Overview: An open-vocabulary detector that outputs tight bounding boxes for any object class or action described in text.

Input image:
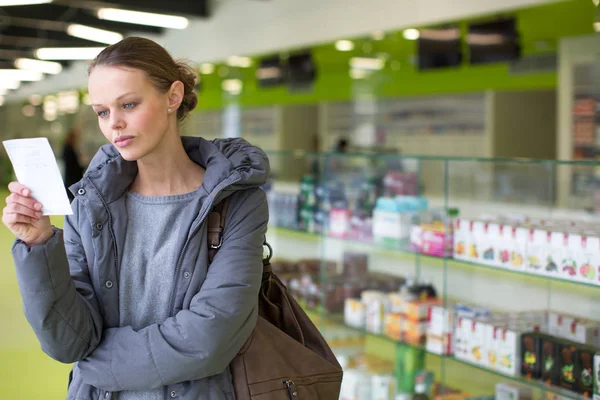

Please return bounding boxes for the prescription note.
[3,137,73,215]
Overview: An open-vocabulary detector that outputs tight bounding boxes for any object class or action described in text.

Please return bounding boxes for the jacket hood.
[72,136,270,204]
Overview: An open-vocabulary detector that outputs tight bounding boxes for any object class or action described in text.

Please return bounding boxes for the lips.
[114,136,134,148]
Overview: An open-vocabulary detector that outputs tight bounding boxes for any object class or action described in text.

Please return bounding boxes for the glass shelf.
[305,308,589,400]
[269,226,600,291]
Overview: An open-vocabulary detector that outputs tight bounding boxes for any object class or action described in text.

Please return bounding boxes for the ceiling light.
[403,29,420,40]
[97,8,189,29]
[0,0,52,6]
[0,69,43,81]
[350,57,385,70]
[594,0,599,6]
[595,22,600,32]
[371,31,385,41]
[227,56,252,68]
[67,24,123,45]
[200,63,215,74]
[222,79,243,94]
[335,40,354,51]
[0,96,4,107]
[0,80,20,90]
[35,47,105,60]
[349,69,368,79]
[15,58,62,74]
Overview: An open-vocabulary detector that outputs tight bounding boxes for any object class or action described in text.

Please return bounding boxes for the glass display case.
[262,150,600,400]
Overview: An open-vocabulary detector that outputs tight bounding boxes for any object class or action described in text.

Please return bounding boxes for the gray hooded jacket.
[11,137,270,400]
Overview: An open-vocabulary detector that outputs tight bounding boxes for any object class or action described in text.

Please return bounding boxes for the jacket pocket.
[249,372,343,400]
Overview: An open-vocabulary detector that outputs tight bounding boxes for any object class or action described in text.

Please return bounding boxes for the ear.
[167,80,185,110]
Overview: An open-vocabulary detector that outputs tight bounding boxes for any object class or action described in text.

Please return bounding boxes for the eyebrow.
[91,91,137,107]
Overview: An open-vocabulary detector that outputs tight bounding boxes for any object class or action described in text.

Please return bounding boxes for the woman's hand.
[2,182,53,246]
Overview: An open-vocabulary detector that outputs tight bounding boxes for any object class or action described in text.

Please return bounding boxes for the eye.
[123,102,136,110]
[97,110,109,118]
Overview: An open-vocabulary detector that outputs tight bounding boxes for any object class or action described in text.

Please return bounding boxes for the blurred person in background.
[2,37,269,400]
[62,125,85,202]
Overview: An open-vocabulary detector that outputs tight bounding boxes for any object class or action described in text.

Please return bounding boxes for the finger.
[5,193,43,212]
[6,203,42,219]
[8,182,31,197]
[2,211,37,226]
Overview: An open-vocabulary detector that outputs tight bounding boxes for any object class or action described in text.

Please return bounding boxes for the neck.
[131,131,205,196]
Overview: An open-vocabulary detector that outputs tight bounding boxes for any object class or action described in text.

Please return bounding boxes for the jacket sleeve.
[77,188,268,391]
[11,197,104,363]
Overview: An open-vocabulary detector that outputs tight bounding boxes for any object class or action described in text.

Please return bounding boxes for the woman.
[2,37,269,400]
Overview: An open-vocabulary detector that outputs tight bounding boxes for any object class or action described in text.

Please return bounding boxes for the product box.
[593,352,600,400]
[543,231,565,278]
[578,347,595,397]
[428,305,455,336]
[496,325,525,376]
[405,298,440,321]
[497,224,513,269]
[561,232,581,281]
[495,383,533,400]
[371,374,397,400]
[521,333,542,379]
[526,228,547,273]
[558,342,578,392]
[453,219,471,261]
[540,336,560,385]
[426,332,453,355]
[577,234,600,284]
[384,313,402,341]
[345,298,366,329]
[476,221,496,265]
[548,312,600,347]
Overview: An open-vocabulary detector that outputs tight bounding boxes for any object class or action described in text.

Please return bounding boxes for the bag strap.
[207,196,230,264]
[207,195,274,273]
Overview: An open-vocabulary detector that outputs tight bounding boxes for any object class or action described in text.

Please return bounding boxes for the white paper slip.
[3,137,73,216]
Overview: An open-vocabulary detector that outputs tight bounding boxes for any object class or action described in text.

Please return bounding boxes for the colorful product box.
[577,234,600,284]
[344,298,366,329]
[593,352,600,400]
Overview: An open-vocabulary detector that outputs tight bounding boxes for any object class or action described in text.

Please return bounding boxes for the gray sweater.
[118,189,201,400]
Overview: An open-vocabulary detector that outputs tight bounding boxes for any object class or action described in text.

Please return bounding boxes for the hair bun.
[175,61,198,121]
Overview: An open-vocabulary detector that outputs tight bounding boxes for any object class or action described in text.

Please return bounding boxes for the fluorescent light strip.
[0,80,20,90]
[0,0,52,6]
[35,47,106,60]
[0,69,43,81]
[97,8,189,29]
[67,24,123,45]
[350,57,385,71]
[335,40,354,51]
[15,58,62,74]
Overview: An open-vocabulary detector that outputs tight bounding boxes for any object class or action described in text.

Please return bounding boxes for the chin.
[114,147,145,162]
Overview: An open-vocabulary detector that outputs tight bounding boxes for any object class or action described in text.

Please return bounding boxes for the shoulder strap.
[207,196,230,264]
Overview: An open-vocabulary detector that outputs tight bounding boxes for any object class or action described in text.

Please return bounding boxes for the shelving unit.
[264,150,600,400]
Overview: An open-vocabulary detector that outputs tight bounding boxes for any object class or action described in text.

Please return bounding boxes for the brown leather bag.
[208,197,343,399]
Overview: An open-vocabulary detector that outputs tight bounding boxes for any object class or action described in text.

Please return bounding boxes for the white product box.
[526,228,547,273]
[371,374,396,400]
[543,231,566,278]
[577,234,600,284]
[560,232,581,281]
[345,298,366,329]
[428,305,454,336]
[453,218,471,261]
[426,332,453,355]
[495,382,533,400]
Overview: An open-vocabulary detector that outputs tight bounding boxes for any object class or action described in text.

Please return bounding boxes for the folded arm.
[78,188,268,391]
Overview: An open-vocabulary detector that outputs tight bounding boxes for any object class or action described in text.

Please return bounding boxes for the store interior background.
[1,0,600,399]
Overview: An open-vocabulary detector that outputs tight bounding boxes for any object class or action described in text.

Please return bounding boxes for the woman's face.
[88,65,174,162]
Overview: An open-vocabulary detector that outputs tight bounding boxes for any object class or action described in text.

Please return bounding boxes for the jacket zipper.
[87,178,120,281]
[282,372,343,399]
[166,174,241,316]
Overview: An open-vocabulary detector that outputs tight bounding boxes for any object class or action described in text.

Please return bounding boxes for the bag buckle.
[210,234,223,249]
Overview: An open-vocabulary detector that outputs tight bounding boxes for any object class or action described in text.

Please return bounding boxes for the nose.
[110,111,126,131]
